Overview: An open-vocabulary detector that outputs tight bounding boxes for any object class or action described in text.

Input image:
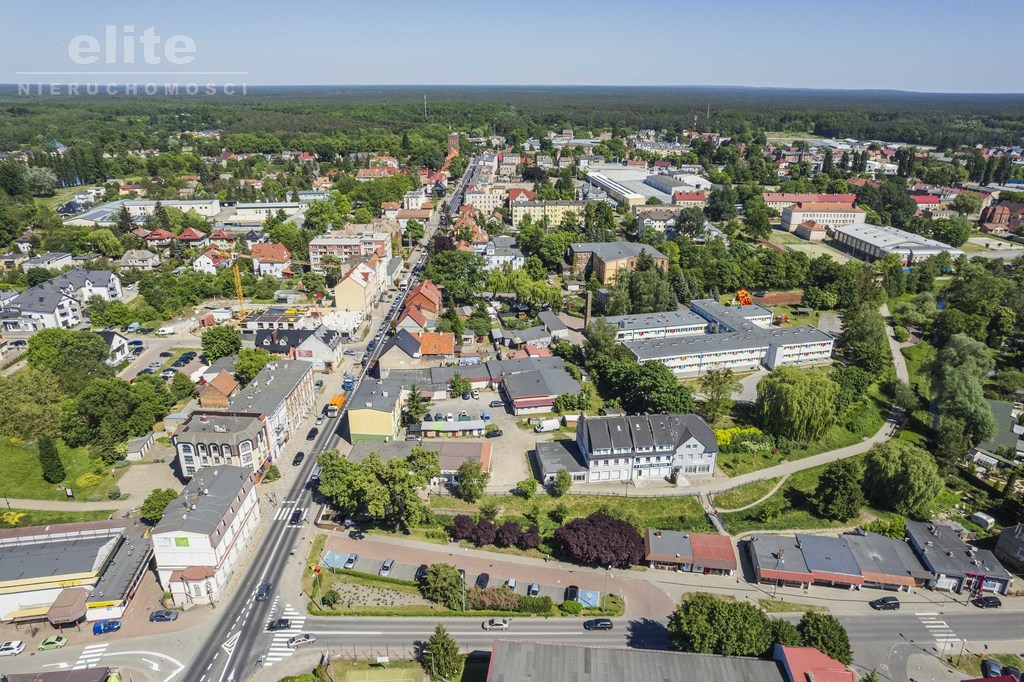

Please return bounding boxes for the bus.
[326,394,346,418]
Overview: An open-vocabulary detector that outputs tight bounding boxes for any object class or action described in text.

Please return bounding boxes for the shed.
[47,587,89,625]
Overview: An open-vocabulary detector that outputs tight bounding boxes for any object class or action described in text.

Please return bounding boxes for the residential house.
[510,200,588,227]
[537,311,569,342]
[346,378,403,442]
[208,228,235,249]
[394,209,432,230]
[507,188,536,204]
[198,370,240,408]
[177,227,209,248]
[151,466,260,607]
[969,400,1023,469]
[995,523,1024,572]
[118,249,161,270]
[41,268,122,303]
[645,529,738,575]
[484,236,525,271]
[193,249,233,275]
[21,252,72,272]
[253,324,343,371]
[377,330,456,372]
[404,280,443,317]
[228,360,316,459]
[173,412,273,477]
[250,243,294,279]
[97,330,130,365]
[308,231,391,274]
[0,289,81,330]
[333,259,383,316]
[772,646,856,682]
[573,413,717,483]
[672,191,707,209]
[501,368,581,415]
[146,229,175,247]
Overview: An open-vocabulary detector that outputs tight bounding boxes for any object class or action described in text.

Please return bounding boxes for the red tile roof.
[673,191,707,202]
[413,331,455,355]
[178,227,208,241]
[251,242,292,263]
[689,533,738,570]
[776,646,856,682]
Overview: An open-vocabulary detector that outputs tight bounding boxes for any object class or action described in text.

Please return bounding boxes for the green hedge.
[517,595,554,614]
[560,600,583,614]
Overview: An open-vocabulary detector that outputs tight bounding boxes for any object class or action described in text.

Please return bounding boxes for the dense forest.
[1,86,1023,154]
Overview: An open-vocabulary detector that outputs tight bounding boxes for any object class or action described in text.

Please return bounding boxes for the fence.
[432,475,777,501]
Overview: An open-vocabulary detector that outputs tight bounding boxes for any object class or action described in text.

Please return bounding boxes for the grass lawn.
[758,598,825,613]
[0,437,124,501]
[943,653,1024,678]
[902,342,936,399]
[719,456,902,535]
[712,478,780,511]
[0,508,113,529]
[429,492,712,537]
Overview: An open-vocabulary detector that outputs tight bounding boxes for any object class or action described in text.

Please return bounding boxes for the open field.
[0,437,124,501]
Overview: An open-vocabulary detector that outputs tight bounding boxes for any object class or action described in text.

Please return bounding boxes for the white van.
[155,326,175,336]
[506,578,517,591]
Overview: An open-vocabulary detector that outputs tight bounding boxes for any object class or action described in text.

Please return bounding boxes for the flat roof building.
[831,223,965,265]
[602,309,709,341]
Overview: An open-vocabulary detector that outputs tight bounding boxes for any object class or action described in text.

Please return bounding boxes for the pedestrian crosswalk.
[917,612,960,647]
[73,643,108,669]
[263,603,306,667]
[271,505,307,522]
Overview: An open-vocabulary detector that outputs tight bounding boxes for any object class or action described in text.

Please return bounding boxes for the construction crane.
[226,253,314,320]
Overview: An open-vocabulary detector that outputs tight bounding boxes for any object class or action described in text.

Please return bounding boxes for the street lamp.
[772,549,785,599]
[604,565,612,610]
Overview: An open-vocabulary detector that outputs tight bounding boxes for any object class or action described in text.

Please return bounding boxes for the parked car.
[0,641,25,656]
[564,585,579,602]
[286,633,317,649]
[128,340,144,347]
[1003,666,1022,681]
[446,413,454,422]
[583,618,613,631]
[306,427,318,441]
[138,368,156,375]
[92,620,121,636]
[482,618,510,631]
[869,596,900,611]
[424,413,433,421]
[379,559,395,577]
[343,554,359,570]
[486,429,504,438]
[973,595,1003,609]
[434,413,443,422]
[149,610,179,622]
[415,564,429,582]
[255,583,272,601]
[268,618,291,631]
[481,411,490,422]
[462,391,470,400]
[506,578,517,591]
[471,389,480,399]
[160,351,173,358]
[528,582,540,597]
[982,659,1003,678]
[149,361,163,367]
[292,452,305,466]
[161,369,177,380]
[314,379,324,389]
[475,573,490,589]
[37,636,67,650]
[11,340,27,348]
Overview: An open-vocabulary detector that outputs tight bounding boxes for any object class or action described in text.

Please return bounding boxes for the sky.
[5,0,1023,93]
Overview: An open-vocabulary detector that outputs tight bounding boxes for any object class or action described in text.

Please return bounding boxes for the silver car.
[287,633,317,649]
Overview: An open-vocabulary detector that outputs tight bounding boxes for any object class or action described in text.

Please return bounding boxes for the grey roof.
[229,360,312,416]
[579,414,717,458]
[602,309,706,333]
[906,521,1013,580]
[97,330,127,348]
[0,524,122,583]
[501,369,581,400]
[832,223,965,257]
[975,400,1023,455]
[570,241,668,262]
[24,252,71,268]
[204,355,238,377]
[173,413,266,449]
[748,535,811,577]
[311,324,342,350]
[350,378,402,413]
[152,465,253,538]
[4,288,73,314]
[534,440,588,478]
[646,529,693,561]
[795,534,861,577]
[537,310,567,332]
[690,298,772,332]
[511,326,550,345]
[487,641,785,682]
[386,256,403,278]
[626,325,832,361]
[487,356,566,379]
[255,328,315,352]
[843,531,932,581]
[491,235,517,248]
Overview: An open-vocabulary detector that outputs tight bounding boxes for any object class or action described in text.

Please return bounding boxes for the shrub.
[553,512,645,567]
[87,494,102,502]
[560,600,583,614]
[518,595,554,614]
[320,589,340,607]
[75,472,101,489]
[466,586,520,611]
[452,514,476,541]
[107,486,121,500]
[893,326,910,343]
[516,478,537,499]
[479,498,501,522]
[518,525,541,550]
[472,519,497,546]
[263,465,281,482]
[494,521,523,548]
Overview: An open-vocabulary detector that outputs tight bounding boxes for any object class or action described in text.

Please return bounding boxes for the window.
[179,444,193,455]
[221,444,232,456]
[239,440,253,454]
[183,455,194,465]
[197,443,207,455]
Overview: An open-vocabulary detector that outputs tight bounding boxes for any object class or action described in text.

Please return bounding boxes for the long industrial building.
[830,224,965,265]
[624,299,833,376]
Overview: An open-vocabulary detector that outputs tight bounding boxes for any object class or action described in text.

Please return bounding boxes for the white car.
[287,633,317,649]
[482,618,510,631]
[0,640,25,657]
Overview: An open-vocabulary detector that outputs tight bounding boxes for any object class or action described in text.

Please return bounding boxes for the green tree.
[235,347,274,384]
[424,625,464,681]
[862,440,942,516]
[420,564,464,610]
[798,612,853,665]
[840,304,890,376]
[950,191,981,216]
[699,368,741,423]
[455,459,489,502]
[140,488,180,525]
[668,593,773,657]
[770,618,802,647]
[89,228,126,257]
[405,384,430,423]
[405,219,425,246]
[38,437,65,484]
[516,478,537,499]
[449,373,471,398]
[170,371,196,401]
[812,460,865,521]
[26,328,112,394]
[705,186,739,221]
[551,468,572,497]
[201,325,242,362]
[320,589,340,607]
[756,366,838,443]
[423,250,486,303]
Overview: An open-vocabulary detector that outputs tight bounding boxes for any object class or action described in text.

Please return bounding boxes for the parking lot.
[415,391,534,488]
[326,550,577,605]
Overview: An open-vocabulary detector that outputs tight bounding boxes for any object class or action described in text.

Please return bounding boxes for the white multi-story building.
[463,187,506,213]
[575,413,718,482]
[623,299,834,376]
[602,310,709,342]
[484,236,525,271]
[307,231,391,273]
[781,202,866,232]
[151,466,261,606]
[173,412,273,477]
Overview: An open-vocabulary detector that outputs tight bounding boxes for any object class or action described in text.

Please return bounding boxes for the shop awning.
[47,587,89,625]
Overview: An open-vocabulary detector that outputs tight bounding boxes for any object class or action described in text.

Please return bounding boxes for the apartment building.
[574,413,718,482]
[463,186,506,213]
[762,193,857,213]
[510,200,588,227]
[307,231,391,273]
[568,242,669,285]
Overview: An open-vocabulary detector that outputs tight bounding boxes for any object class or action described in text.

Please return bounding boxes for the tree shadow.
[625,617,670,650]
